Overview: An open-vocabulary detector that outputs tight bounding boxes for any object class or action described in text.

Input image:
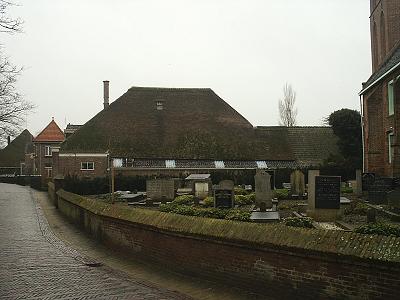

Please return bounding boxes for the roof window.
[156,100,165,111]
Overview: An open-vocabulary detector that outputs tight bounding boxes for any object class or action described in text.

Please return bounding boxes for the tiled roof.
[33,120,65,142]
[64,124,83,134]
[0,130,33,167]
[361,45,400,94]
[286,127,339,167]
[60,86,338,165]
[61,87,292,160]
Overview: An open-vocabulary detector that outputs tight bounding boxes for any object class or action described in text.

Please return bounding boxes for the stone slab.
[250,211,280,222]
[340,197,351,204]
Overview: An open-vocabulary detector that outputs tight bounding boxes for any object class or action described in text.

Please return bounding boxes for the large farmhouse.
[360,0,400,177]
[52,85,338,184]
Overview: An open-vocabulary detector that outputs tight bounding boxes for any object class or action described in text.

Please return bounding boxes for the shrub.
[203,196,214,207]
[344,201,368,216]
[234,194,255,206]
[354,223,400,237]
[225,210,251,222]
[341,186,353,194]
[234,187,247,195]
[159,203,251,222]
[172,195,194,205]
[284,217,314,228]
[273,189,289,200]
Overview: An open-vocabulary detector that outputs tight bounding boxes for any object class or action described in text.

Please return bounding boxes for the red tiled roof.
[33,120,65,142]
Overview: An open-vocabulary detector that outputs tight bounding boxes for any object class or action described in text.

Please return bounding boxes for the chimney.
[103,80,110,109]
[7,136,10,145]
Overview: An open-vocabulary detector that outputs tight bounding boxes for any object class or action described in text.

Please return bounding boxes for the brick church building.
[360,0,400,177]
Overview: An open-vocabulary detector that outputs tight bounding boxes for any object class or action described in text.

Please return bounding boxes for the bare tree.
[0,1,33,145]
[0,56,34,139]
[0,0,23,33]
[278,83,298,127]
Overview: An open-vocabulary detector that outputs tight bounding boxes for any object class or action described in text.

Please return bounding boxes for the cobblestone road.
[0,183,190,299]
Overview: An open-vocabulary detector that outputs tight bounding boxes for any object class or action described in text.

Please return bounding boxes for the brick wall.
[370,0,400,72]
[55,189,400,300]
[363,68,400,176]
[54,153,108,178]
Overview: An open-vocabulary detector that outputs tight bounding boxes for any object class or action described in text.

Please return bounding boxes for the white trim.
[81,162,95,170]
[59,153,108,157]
[359,61,400,95]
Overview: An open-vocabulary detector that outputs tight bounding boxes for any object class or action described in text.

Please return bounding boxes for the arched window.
[380,12,387,60]
[373,22,378,69]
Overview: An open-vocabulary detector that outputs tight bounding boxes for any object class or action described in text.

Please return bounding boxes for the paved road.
[0,183,190,300]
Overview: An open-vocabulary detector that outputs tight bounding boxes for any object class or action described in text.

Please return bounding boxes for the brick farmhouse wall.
[51,188,400,300]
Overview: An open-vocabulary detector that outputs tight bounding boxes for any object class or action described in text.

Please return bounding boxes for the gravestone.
[362,173,375,191]
[307,170,320,209]
[290,170,305,197]
[254,170,272,209]
[368,177,393,204]
[307,171,342,221]
[387,189,400,208]
[146,179,175,201]
[355,169,362,196]
[315,176,341,209]
[213,180,234,209]
[367,208,376,223]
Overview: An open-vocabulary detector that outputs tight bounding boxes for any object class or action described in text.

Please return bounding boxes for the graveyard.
[80,168,400,237]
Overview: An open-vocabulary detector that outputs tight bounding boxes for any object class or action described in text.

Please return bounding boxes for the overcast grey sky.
[3,0,371,136]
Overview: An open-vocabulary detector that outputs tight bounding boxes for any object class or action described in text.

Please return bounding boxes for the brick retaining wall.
[53,188,400,299]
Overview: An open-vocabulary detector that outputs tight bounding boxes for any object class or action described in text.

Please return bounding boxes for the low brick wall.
[54,189,400,299]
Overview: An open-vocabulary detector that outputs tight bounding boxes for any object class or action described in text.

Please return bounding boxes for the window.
[156,100,165,110]
[380,12,387,59]
[45,145,52,157]
[81,162,94,170]
[388,80,394,116]
[45,167,52,178]
[388,132,394,164]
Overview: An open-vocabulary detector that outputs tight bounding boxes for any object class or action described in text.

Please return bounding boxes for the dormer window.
[156,100,165,111]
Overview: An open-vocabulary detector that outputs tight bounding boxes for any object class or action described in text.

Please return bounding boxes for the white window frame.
[156,100,164,110]
[388,132,394,164]
[81,162,95,170]
[44,145,52,157]
[45,167,52,178]
[388,79,394,116]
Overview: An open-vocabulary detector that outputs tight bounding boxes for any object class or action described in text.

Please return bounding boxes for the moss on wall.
[56,189,400,263]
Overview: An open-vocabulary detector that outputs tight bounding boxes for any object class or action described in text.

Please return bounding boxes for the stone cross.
[254,170,272,210]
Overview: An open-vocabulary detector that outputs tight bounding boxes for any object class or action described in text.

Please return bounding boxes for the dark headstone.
[388,189,400,208]
[362,173,375,191]
[315,176,340,209]
[214,180,234,209]
[367,208,376,223]
[193,197,200,205]
[259,202,267,212]
[368,177,393,204]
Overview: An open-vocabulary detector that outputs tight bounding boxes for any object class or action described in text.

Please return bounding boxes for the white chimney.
[103,80,110,109]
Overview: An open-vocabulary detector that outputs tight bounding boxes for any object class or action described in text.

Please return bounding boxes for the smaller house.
[31,118,65,185]
[0,130,33,176]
